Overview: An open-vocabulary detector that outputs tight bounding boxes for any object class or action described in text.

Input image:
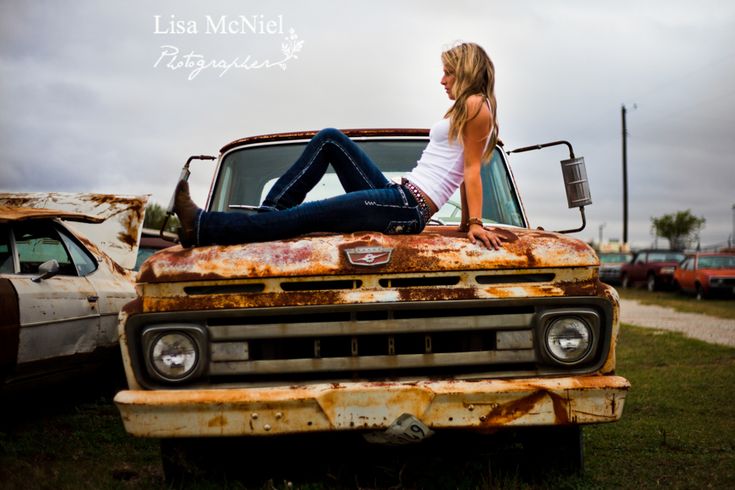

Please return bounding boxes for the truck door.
[631,252,648,282]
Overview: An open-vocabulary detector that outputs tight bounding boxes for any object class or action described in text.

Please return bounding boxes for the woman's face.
[441,65,456,100]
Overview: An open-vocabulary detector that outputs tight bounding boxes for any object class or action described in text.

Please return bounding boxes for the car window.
[599,253,631,263]
[680,258,691,270]
[634,254,646,265]
[58,228,98,276]
[647,252,685,262]
[210,141,526,227]
[0,225,13,273]
[13,221,77,276]
[698,255,735,269]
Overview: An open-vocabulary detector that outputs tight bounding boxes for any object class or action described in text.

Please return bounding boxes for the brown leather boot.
[173,180,200,248]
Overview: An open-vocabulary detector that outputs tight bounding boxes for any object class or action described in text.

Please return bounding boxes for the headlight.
[544,316,593,364]
[151,332,198,379]
[142,324,207,383]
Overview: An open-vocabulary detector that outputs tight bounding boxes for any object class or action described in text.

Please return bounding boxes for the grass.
[1,325,734,489]
[0,375,161,489]
[576,325,735,489]
[618,287,735,320]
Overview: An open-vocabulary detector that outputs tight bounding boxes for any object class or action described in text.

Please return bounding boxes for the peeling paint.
[137,227,598,284]
[114,130,628,443]
[114,376,630,437]
[0,192,149,270]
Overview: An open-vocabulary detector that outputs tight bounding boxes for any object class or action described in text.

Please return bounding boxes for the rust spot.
[142,290,347,312]
[482,391,547,425]
[220,128,431,154]
[397,287,478,302]
[0,205,105,223]
[74,234,129,277]
[207,415,228,427]
[611,393,617,416]
[480,389,571,426]
[117,208,142,249]
[122,297,143,315]
[137,227,599,284]
[548,391,572,424]
[555,278,598,296]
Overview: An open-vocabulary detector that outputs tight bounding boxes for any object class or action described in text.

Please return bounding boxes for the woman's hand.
[467,223,503,250]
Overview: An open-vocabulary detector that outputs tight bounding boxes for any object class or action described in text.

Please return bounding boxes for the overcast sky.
[1,0,733,248]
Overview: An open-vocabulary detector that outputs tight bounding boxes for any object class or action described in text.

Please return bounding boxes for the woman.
[174,42,503,250]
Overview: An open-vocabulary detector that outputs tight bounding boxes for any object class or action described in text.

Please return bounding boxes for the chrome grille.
[206,310,536,378]
[126,297,614,388]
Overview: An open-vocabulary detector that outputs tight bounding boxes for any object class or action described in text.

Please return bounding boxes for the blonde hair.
[442,42,498,162]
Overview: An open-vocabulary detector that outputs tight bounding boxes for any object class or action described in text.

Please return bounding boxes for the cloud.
[1,0,734,248]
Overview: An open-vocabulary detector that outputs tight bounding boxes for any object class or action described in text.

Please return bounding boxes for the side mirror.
[560,157,592,209]
[508,140,591,233]
[32,259,60,283]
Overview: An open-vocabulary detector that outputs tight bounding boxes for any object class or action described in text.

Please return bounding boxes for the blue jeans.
[195,128,425,246]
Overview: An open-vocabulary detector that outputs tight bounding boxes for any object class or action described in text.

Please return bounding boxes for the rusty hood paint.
[0,192,149,270]
[138,226,598,283]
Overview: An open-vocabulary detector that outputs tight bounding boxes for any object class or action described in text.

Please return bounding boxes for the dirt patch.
[620,299,735,347]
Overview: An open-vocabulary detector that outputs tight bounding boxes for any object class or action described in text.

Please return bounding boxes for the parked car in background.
[135,228,176,271]
[674,252,735,300]
[620,249,686,291]
[0,193,147,385]
[598,252,633,285]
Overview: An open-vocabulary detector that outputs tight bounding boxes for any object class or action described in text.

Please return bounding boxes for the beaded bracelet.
[468,217,483,227]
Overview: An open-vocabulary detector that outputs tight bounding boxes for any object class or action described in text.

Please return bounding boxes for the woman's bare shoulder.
[465,94,488,109]
[465,94,490,121]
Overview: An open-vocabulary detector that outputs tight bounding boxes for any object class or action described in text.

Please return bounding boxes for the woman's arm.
[458,182,469,231]
[462,95,503,250]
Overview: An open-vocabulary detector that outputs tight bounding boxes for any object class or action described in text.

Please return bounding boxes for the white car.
[0,193,147,385]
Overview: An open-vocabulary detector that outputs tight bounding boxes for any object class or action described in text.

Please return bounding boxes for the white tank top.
[402,118,466,209]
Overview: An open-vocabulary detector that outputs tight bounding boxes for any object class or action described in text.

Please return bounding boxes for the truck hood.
[0,192,149,270]
[138,226,598,283]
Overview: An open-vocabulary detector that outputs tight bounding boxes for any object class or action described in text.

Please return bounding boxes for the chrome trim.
[344,246,393,267]
[210,350,535,375]
[209,312,534,340]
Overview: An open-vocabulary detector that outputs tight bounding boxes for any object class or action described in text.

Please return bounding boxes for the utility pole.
[621,105,629,246]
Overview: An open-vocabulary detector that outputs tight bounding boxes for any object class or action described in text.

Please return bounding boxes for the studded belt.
[401,178,433,223]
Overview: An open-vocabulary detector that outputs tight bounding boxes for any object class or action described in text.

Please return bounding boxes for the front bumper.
[708,277,735,295]
[114,375,630,438]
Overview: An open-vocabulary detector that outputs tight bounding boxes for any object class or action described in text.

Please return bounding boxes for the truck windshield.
[209,139,525,227]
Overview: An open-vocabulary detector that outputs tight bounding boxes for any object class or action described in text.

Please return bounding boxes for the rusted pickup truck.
[114,129,629,478]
